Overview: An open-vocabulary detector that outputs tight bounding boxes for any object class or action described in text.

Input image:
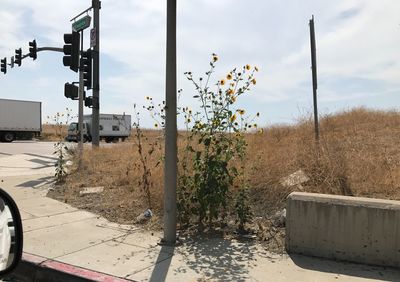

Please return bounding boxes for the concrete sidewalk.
[2,175,399,281]
[0,154,399,281]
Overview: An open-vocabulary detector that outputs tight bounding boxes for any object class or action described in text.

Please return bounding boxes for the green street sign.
[72,15,91,32]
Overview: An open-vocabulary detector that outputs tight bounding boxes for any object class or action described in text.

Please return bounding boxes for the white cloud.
[1,0,400,126]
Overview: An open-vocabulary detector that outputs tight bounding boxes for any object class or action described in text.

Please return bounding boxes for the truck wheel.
[3,133,15,143]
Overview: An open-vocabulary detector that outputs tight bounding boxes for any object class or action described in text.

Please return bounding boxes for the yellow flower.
[253,123,257,128]
[220,79,226,86]
[230,114,237,123]
[226,73,232,80]
[254,66,259,72]
[227,89,234,95]
[258,128,264,134]
[231,96,236,103]
[237,109,245,115]
[146,96,150,100]
[246,64,251,70]
[154,123,158,128]
[213,55,218,62]
[251,78,257,85]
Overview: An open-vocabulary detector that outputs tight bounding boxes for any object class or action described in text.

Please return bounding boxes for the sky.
[0,0,400,128]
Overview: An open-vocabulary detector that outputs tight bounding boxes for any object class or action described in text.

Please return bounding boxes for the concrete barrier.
[286,192,400,268]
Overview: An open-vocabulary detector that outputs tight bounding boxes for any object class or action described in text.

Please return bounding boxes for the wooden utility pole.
[309,15,320,142]
[163,0,177,245]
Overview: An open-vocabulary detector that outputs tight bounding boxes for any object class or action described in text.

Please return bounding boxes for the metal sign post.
[69,4,99,147]
[162,0,177,246]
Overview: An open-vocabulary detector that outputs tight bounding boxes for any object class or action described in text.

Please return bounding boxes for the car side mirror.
[0,188,23,276]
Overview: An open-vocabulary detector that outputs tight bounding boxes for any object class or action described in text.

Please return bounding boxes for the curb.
[7,253,134,282]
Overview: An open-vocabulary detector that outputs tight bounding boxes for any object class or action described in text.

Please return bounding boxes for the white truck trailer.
[66,113,131,143]
[0,99,42,142]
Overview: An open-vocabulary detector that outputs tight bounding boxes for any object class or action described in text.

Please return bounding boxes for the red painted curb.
[22,252,133,282]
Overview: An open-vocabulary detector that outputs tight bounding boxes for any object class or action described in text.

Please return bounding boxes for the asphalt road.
[0,140,123,177]
[0,141,58,177]
[0,141,55,159]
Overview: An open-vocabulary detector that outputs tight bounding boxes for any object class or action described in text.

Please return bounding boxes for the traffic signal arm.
[0,46,64,75]
[18,47,64,60]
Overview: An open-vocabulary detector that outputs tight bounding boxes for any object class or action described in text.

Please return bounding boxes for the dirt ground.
[47,181,286,252]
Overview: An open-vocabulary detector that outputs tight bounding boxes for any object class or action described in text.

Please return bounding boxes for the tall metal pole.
[309,15,320,142]
[163,0,177,245]
[78,31,84,159]
[91,0,101,147]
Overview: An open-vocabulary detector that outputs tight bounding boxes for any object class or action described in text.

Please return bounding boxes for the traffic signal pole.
[91,0,101,147]
[78,31,84,159]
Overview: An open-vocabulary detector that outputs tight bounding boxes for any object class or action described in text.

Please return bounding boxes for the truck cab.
[66,122,91,143]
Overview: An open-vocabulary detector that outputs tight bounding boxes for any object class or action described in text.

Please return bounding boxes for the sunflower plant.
[48,108,75,183]
[178,54,259,229]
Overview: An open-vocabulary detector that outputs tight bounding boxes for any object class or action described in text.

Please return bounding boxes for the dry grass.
[51,107,400,224]
[40,124,68,141]
[245,107,400,216]
[50,130,165,225]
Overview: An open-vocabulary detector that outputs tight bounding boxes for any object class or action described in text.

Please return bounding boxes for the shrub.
[177,55,259,229]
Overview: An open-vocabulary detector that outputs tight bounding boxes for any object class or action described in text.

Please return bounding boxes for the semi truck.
[0,99,42,142]
[66,113,131,143]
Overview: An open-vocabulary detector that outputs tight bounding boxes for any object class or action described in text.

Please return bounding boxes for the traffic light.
[29,40,37,60]
[64,83,79,100]
[63,32,80,72]
[1,58,6,74]
[81,49,92,89]
[15,48,22,67]
[84,96,93,108]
